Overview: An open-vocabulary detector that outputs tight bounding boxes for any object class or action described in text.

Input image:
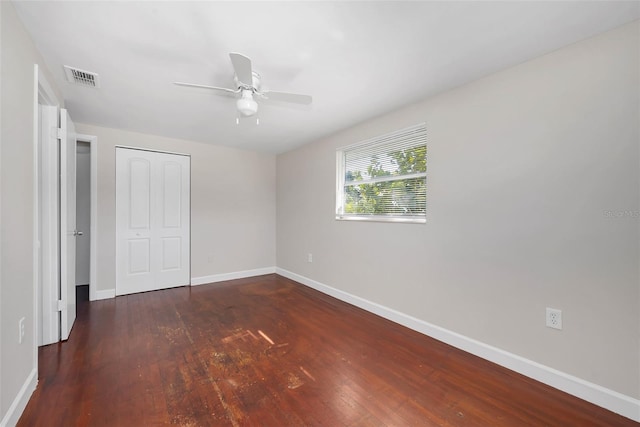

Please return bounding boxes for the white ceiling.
[14,1,639,153]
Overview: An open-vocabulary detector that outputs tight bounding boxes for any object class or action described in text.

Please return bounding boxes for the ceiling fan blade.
[174,82,240,94]
[229,53,253,86]
[261,90,312,105]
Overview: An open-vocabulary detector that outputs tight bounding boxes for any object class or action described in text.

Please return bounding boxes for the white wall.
[277,21,639,400]
[74,124,277,294]
[0,1,61,423]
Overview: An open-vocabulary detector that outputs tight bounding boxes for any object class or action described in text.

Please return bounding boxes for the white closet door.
[154,151,191,288]
[116,148,190,296]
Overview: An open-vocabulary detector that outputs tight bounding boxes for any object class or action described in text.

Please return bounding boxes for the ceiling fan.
[174,53,312,119]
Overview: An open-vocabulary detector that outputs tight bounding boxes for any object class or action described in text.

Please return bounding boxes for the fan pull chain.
[234,115,260,125]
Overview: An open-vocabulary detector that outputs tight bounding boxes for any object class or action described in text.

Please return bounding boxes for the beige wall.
[277,21,640,398]
[0,1,61,420]
[74,124,276,292]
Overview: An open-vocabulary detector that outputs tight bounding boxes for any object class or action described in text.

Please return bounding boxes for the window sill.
[335,215,426,224]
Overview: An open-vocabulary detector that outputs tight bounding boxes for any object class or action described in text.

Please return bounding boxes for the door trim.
[114,144,190,158]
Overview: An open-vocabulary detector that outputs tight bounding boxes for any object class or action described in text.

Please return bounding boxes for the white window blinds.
[336,124,427,223]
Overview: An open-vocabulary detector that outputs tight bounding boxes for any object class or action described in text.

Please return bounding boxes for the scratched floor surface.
[18,274,635,426]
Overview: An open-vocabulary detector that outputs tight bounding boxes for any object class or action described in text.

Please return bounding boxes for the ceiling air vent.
[63,65,100,88]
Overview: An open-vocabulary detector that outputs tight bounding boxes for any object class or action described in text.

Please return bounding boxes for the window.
[336,124,427,223]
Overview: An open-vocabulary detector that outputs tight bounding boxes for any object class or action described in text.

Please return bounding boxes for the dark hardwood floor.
[18,274,637,426]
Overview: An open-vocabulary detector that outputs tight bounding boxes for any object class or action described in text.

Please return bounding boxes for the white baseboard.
[93,288,116,301]
[0,368,37,427]
[191,267,276,286]
[91,268,278,299]
[276,267,640,423]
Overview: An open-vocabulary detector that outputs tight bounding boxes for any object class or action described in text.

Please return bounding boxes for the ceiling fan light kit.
[236,89,258,116]
[175,52,312,121]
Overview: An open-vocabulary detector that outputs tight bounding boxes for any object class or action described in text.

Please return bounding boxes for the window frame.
[335,123,427,224]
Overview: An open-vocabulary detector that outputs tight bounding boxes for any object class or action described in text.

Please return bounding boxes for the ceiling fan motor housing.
[234,71,261,92]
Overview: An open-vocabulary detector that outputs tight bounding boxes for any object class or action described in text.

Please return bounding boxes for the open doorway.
[75,142,91,304]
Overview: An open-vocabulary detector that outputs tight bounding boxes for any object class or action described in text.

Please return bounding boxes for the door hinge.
[57,300,65,312]
[57,128,64,140]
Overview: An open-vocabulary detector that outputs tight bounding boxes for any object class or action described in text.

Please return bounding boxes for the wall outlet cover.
[546,308,562,330]
[19,317,26,344]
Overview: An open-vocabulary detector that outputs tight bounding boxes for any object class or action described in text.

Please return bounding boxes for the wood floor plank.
[18,274,638,426]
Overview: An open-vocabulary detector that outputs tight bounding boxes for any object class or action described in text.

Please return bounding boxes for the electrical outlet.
[307,253,313,263]
[546,308,562,330]
[18,317,26,344]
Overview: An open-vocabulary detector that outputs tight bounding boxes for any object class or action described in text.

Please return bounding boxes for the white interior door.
[116,148,190,295]
[39,104,60,346]
[59,109,77,340]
